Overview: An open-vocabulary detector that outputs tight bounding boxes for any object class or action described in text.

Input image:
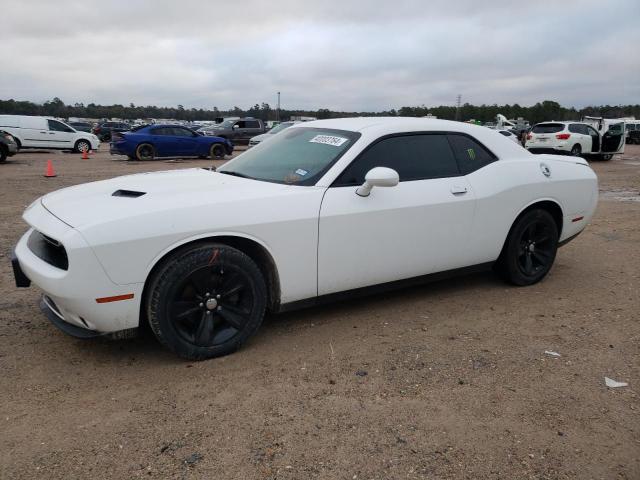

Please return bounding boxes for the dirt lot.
[1,144,639,479]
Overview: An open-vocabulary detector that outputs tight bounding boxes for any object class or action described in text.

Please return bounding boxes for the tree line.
[0,97,638,125]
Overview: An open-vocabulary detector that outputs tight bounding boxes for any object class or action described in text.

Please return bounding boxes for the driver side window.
[333,134,460,186]
[48,120,72,132]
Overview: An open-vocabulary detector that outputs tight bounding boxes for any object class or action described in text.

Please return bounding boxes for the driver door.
[171,127,198,156]
[317,133,476,296]
[47,119,76,149]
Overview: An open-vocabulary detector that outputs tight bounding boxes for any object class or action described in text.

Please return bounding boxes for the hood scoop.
[112,189,146,198]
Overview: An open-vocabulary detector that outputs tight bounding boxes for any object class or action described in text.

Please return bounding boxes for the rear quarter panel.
[465,155,597,264]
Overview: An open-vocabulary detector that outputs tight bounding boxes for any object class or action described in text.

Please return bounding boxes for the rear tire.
[0,146,7,163]
[496,209,559,286]
[570,144,581,156]
[210,143,225,159]
[135,143,155,161]
[600,154,613,161]
[146,243,267,360]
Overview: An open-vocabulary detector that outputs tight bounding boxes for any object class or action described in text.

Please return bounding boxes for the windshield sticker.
[295,168,308,176]
[309,135,348,147]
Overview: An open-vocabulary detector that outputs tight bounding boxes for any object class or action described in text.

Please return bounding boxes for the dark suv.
[201,118,265,144]
[93,122,131,141]
[0,130,19,163]
[68,121,93,133]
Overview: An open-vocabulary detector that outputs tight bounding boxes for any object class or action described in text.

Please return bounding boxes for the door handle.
[49,132,55,135]
[450,185,468,195]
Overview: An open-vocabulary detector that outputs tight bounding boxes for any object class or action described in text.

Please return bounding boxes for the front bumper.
[13,200,143,334]
[40,296,104,338]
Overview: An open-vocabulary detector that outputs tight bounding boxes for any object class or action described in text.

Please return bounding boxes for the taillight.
[94,127,101,133]
[556,133,571,140]
[526,133,532,140]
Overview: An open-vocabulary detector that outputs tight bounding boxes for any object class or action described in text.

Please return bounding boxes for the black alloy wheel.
[497,209,559,286]
[516,219,555,278]
[147,244,267,359]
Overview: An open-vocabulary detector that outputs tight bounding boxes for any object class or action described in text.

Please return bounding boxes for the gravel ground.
[1,144,638,479]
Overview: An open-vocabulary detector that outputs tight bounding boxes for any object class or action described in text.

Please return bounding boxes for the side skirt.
[277,262,495,313]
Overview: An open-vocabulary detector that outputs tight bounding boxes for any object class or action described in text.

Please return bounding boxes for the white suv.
[526,121,625,160]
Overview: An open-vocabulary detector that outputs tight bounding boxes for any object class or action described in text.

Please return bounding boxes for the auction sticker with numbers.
[309,135,348,147]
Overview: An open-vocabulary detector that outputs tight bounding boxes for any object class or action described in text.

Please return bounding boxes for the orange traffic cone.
[81,149,89,160]
[44,160,57,178]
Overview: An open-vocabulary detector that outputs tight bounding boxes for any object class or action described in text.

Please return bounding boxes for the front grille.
[27,230,69,270]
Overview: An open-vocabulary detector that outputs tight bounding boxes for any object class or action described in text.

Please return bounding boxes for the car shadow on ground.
[42,270,502,364]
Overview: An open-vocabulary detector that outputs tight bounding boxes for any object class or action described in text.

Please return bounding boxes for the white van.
[0,115,100,152]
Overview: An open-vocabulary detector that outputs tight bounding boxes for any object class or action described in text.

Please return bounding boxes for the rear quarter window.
[446,134,497,175]
[532,123,565,134]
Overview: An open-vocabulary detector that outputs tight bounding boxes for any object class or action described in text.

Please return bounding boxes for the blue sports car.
[110,124,233,160]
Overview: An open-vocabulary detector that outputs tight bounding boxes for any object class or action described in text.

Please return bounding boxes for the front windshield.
[268,122,293,134]
[219,127,360,185]
[216,120,234,129]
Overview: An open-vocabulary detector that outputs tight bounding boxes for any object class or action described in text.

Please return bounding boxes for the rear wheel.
[497,209,558,286]
[135,143,155,161]
[0,145,7,163]
[210,143,226,159]
[74,140,91,153]
[570,144,581,156]
[600,153,613,161]
[146,243,267,360]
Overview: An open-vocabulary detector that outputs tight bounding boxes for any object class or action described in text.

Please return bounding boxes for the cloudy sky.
[2,0,639,111]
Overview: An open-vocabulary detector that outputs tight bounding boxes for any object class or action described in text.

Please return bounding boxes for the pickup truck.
[200,118,265,145]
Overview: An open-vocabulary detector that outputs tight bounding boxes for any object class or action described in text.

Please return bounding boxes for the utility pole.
[276,92,281,122]
[455,94,462,121]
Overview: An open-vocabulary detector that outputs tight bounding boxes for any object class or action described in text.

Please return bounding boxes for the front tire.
[135,143,155,161]
[210,143,226,159]
[146,243,267,360]
[0,146,7,163]
[74,140,91,153]
[497,209,559,286]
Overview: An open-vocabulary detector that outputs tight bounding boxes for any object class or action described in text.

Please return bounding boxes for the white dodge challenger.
[12,118,598,359]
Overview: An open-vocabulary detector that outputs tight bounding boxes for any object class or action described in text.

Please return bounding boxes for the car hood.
[40,168,294,229]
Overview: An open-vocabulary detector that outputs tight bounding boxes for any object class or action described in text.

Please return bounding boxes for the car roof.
[295,116,501,135]
[291,117,530,159]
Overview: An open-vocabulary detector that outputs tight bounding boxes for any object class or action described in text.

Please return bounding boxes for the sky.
[2,0,639,111]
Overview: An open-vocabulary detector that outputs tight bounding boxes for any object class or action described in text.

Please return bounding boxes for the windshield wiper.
[218,170,253,179]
